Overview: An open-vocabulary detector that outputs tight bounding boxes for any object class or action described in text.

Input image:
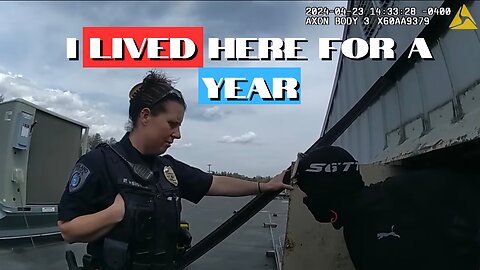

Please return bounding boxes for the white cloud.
[187,103,257,122]
[219,131,256,144]
[172,142,193,149]
[0,70,125,140]
[200,105,233,120]
[204,106,221,117]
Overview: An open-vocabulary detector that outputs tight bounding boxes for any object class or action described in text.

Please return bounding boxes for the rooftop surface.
[0,196,289,270]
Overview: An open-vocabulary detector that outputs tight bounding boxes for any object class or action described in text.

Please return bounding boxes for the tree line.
[87,133,117,151]
[210,170,272,183]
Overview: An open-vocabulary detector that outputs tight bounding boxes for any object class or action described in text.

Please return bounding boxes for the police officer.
[57,71,293,270]
[294,146,480,270]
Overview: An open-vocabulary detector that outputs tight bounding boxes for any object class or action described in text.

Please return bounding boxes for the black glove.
[283,167,292,185]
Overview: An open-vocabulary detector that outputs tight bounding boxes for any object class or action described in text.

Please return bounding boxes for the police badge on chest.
[163,166,178,186]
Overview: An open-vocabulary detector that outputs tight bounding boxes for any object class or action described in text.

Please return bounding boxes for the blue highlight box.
[198,67,301,104]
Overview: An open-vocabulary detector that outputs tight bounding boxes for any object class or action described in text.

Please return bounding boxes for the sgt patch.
[163,166,178,186]
[69,163,91,193]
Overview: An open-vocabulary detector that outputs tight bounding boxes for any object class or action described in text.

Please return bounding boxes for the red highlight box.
[82,27,203,68]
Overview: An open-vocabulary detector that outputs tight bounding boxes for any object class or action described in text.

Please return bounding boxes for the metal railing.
[263,211,286,270]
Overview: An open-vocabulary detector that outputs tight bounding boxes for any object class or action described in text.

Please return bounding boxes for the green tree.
[86,133,118,152]
[0,94,4,103]
[210,170,272,182]
[105,137,117,145]
[88,133,103,150]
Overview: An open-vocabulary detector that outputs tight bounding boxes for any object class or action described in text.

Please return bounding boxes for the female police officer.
[57,71,292,270]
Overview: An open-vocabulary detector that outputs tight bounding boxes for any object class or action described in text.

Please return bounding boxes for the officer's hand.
[109,194,125,223]
[263,170,294,192]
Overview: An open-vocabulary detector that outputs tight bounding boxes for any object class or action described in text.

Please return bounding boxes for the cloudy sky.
[0,1,346,177]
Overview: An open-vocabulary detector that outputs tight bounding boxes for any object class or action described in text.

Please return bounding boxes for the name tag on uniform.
[163,166,178,186]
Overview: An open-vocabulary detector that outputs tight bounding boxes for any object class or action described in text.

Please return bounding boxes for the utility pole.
[207,164,212,173]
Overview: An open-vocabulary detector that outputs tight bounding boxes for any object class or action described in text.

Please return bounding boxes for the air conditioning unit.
[0,98,88,239]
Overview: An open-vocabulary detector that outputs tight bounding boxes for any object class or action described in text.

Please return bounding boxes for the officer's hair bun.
[143,71,175,93]
[128,70,175,100]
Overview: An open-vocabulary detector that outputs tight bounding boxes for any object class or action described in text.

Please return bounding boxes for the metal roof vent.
[376,0,393,8]
[355,0,394,39]
[357,0,380,39]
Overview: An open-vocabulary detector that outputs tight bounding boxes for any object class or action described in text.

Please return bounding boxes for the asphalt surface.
[0,196,289,270]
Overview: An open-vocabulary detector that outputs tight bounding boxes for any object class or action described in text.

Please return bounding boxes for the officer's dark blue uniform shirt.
[58,132,213,223]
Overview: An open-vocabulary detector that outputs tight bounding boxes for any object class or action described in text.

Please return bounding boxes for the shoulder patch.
[69,163,91,193]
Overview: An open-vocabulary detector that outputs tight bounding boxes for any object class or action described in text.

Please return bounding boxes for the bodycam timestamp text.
[305,6,433,26]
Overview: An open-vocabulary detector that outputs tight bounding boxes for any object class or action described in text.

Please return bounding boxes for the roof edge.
[319,0,354,137]
[1,98,89,128]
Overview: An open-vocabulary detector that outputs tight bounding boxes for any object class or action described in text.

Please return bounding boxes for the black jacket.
[342,170,480,270]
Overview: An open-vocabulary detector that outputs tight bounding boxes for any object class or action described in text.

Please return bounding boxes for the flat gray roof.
[0,196,288,270]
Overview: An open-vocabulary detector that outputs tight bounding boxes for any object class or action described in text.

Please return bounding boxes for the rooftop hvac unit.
[0,98,88,239]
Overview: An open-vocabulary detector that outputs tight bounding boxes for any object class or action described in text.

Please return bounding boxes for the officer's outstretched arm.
[207,171,292,197]
[58,194,125,243]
